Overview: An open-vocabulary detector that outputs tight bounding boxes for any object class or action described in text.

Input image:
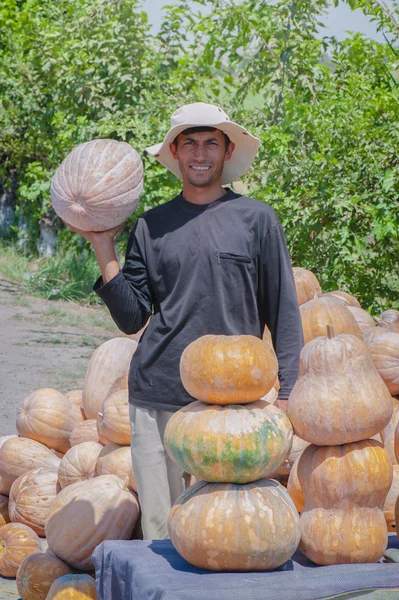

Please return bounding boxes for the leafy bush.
[1,0,399,310]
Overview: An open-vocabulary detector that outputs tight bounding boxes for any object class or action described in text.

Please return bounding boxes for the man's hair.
[172,126,231,151]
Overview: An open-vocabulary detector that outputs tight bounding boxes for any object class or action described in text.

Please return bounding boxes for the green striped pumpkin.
[164,401,293,483]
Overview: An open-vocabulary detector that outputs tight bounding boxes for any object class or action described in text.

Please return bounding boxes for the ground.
[0,274,118,597]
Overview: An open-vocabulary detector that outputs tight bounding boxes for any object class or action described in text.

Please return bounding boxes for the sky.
[141,0,389,43]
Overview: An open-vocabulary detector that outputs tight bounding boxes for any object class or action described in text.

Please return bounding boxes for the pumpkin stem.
[326,324,335,339]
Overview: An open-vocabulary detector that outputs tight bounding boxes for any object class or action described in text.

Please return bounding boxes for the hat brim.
[145,120,259,185]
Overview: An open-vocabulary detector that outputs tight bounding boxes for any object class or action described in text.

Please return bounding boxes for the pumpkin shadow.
[148,540,295,574]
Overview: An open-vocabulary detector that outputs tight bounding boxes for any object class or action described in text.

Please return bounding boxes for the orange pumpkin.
[51,138,143,232]
[395,420,399,463]
[9,468,60,536]
[97,389,130,446]
[379,309,399,328]
[287,455,304,513]
[164,401,293,483]
[380,398,399,464]
[297,440,392,565]
[46,573,97,599]
[107,373,129,397]
[58,442,103,489]
[323,290,361,307]
[83,337,137,419]
[16,388,84,453]
[96,445,136,491]
[16,552,72,600]
[292,267,322,306]
[300,296,362,345]
[367,331,399,395]
[384,465,399,532]
[0,437,61,493]
[274,435,309,477]
[362,322,392,346]
[70,419,109,446]
[168,479,300,571]
[0,523,42,577]
[0,494,9,527]
[180,335,278,404]
[65,390,83,408]
[346,306,376,333]
[45,475,139,569]
[287,331,393,445]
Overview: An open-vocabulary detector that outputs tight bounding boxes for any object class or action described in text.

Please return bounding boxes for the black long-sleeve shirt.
[94,188,303,411]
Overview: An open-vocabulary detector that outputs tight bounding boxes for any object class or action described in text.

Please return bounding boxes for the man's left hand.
[274,398,288,413]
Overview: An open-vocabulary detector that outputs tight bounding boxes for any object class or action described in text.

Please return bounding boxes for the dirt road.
[0,274,118,436]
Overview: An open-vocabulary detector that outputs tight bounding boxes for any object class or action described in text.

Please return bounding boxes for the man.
[69,102,303,540]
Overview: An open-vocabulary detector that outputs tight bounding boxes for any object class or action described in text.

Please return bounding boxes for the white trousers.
[129,405,186,540]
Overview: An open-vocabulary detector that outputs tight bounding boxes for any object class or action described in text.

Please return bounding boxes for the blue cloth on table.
[93,533,399,600]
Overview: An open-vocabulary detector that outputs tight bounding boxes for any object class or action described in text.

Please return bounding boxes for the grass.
[0,241,102,304]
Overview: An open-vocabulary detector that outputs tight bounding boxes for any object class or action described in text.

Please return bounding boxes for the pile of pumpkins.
[161,266,399,569]
[0,334,144,599]
[0,263,398,594]
[285,268,399,563]
[164,335,300,570]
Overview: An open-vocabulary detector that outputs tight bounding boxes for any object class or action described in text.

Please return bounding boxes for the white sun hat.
[145,102,260,185]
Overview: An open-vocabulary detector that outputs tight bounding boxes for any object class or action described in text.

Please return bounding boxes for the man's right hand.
[64,221,125,246]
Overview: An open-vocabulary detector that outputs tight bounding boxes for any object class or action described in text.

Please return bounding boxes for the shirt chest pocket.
[214,251,252,265]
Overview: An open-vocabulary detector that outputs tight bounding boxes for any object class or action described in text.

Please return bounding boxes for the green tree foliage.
[1,0,399,309]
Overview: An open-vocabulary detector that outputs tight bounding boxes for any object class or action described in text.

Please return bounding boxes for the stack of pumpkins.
[163,334,301,571]
[0,334,144,599]
[285,267,398,565]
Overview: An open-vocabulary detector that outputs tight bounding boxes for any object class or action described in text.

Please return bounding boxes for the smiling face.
[169,129,235,188]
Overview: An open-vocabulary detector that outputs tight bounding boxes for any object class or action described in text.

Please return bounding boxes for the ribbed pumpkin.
[292,267,322,305]
[0,523,42,577]
[346,306,376,333]
[46,574,97,600]
[363,322,392,345]
[287,330,393,445]
[9,468,60,536]
[58,442,103,489]
[379,309,399,329]
[168,479,300,571]
[180,335,278,404]
[323,290,361,307]
[97,389,130,446]
[384,465,399,532]
[70,419,109,446]
[380,399,399,464]
[395,421,399,463]
[16,552,72,600]
[287,455,304,512]
[164,401,292,483]
[0,435,18,494]
[274,435,309,476]
[83,337,137,419]
[51,138,143,232]
[16,388,84,453]
[107,373,129,397]
[65,390,83,408]
[367,331,399,395]
[0,494,9,526]
[0,437,61,492]
[45,474,139,569]
[300,296,362,345]
[96,445,136,491]
[297,440,392,565]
